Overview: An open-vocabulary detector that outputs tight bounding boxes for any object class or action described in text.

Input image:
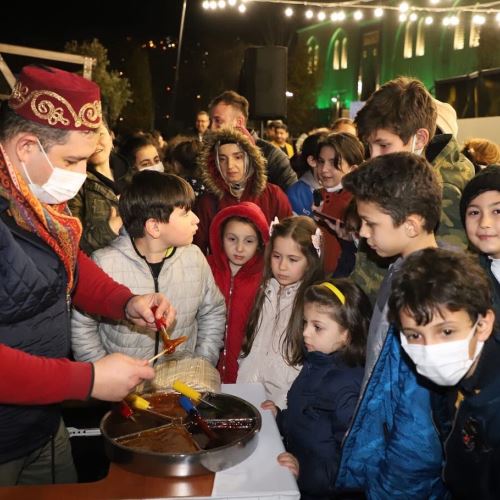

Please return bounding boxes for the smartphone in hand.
[312,210,345,228]
[313,189,323,207]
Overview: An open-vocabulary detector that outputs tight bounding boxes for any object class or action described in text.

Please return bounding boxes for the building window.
[469,22,481,47]
[404,22,414,59]
[415,18,425,56]
[454,21,465,50]
[307,38,319,74]
[341,38,348,69]
[333,39,340,70]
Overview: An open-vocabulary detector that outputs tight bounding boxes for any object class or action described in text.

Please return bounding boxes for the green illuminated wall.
[296,0,500,117]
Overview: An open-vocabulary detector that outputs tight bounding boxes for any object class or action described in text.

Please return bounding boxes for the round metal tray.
[100,392,261,477]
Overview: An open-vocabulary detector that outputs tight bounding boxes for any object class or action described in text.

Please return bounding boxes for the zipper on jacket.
[145,262,161,360]
[220,274,235,381]
[438,392,463,483]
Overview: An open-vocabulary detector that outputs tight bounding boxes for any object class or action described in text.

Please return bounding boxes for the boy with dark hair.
[72,171,226,366]
[460,165,500,324]
[352,76,474,303]
[271,123,294,158]
[335,152,447,498]
[388,247,500,499]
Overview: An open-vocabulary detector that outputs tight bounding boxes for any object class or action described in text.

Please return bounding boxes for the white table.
[204,382,300,500]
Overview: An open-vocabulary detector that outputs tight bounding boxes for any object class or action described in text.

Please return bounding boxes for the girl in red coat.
[207,202,270,383]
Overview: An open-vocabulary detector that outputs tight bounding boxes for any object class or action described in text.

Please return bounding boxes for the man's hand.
[125,293,176,330]
[91,353,155,401]
[277,452,299,478]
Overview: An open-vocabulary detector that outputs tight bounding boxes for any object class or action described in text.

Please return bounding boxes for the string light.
[202,0,500,25]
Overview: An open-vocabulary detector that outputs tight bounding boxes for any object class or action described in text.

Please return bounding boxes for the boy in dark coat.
[388,248,500,499]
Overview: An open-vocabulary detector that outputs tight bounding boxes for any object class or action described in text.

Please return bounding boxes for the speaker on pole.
[239,46,287,120]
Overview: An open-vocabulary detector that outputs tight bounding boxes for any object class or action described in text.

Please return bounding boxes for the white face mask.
[140,162,164,173]
[400,318,484,386]
[21,139,87,204]
[411,135,424,156]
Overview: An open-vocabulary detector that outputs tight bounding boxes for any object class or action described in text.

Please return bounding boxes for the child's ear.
[403,214,423,237]
[144,218,161,238]
[306,155,316,168]
[476,309,495,342]
[414,128,430,149]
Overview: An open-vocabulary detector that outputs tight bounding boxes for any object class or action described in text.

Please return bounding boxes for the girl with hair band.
[262,279,372,500]
[237,216,323,408]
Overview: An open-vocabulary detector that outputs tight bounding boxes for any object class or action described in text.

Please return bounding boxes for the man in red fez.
[0,65,176,485]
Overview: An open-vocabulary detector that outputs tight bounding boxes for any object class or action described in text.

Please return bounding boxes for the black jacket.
[256,138,297,191]
[0,197,70,464]
[276,351,363,499]
[431,332,500,499]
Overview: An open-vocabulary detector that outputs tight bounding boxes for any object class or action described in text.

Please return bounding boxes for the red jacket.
[318,188,353,274]
[0,250,132,405]
[193,127,291,255]
[207,202,269,383]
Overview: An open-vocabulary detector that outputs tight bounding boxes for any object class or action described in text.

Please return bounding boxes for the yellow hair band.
[320,282,346,305]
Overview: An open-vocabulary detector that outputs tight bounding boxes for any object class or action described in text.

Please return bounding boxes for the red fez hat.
[8,65,102,131]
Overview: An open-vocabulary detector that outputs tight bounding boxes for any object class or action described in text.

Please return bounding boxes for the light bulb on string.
[374,8,384,18]
[318,11,326,21]
[353,10,363,21]
[425,16,433,25]
[285,7,293,17]
[238,3,246,13]
[305,9,314,19]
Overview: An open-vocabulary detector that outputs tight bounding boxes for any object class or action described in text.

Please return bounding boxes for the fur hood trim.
[198,127,267,199]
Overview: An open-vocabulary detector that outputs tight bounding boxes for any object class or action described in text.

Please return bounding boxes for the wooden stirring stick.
[147,336,188,364]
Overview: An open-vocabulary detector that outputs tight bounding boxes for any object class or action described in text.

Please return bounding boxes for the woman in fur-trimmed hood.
[193,127,291,254]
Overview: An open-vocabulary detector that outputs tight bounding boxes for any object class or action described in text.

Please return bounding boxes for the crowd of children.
[14,69,498,497]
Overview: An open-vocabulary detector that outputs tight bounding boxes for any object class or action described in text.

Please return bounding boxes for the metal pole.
[171,0,187,125]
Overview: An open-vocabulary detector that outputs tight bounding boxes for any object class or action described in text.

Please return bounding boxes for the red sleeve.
[72,250,133,320]
[0,344,93,404]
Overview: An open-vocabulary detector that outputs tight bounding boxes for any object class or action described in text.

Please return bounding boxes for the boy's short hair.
[342,152,442,232]
[209,90,249,120]
[388,247,492,328]
[459,165,500,225]
[274,123,288,132]
[119,171,195,238]
[355,77,437,144]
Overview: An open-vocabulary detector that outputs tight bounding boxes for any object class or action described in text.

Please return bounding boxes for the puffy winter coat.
[237,278,301,409]
[71,231,225,366]
[335,325,447,499]
[0,197,132,465]
[193,127,292,255]
[277,350,363,500]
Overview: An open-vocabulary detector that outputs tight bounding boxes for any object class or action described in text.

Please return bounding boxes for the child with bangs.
[262,279,371,500]
[237,216,324,408]
[312,132,365,275]
[71,170,225,366]
[207,202,270,383]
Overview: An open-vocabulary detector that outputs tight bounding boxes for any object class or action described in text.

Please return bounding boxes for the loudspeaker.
[239,46,287,120]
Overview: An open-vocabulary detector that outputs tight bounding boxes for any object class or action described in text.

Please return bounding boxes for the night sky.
[1,1,310,130]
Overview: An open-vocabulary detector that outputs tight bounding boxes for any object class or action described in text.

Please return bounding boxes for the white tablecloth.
[195,382,300,500]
